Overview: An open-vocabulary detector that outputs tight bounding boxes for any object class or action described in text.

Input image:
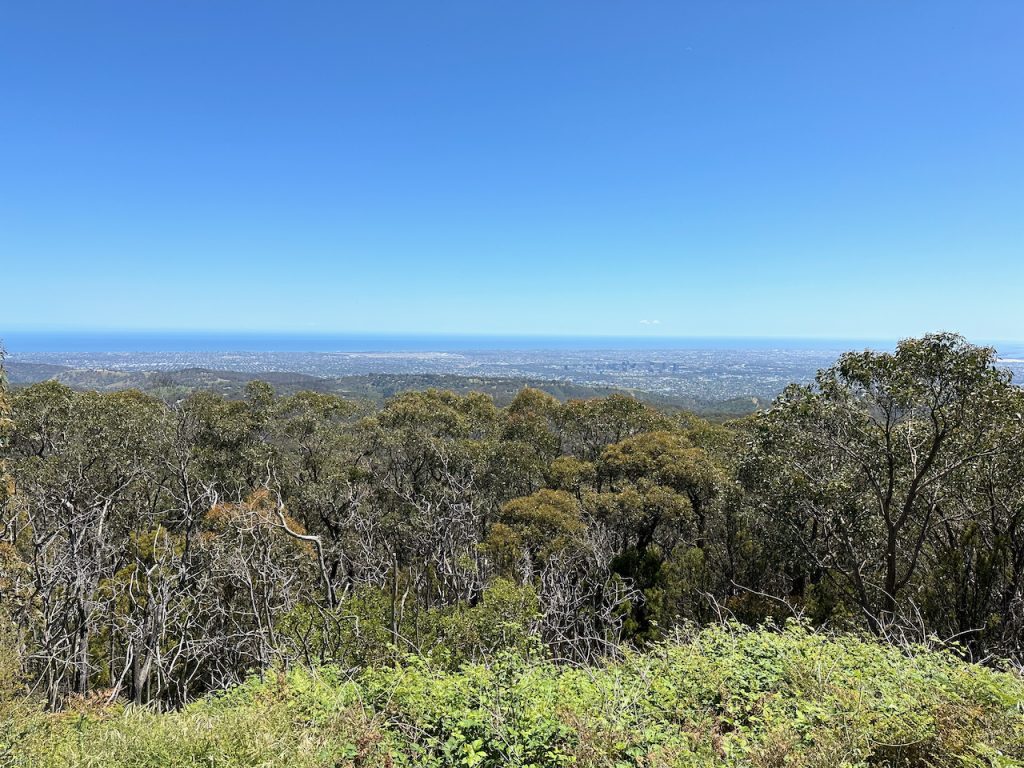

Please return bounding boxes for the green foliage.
[742,332,1024,643]
[278,579,542,670]
[6,625,1023,767]
[0,344,12,511]
[4,332,1024,715]
[490,490,585,571]
[0,400,28,718]
[434,578,543,664]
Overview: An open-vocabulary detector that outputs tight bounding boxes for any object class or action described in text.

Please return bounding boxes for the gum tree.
[745,333,1017,633]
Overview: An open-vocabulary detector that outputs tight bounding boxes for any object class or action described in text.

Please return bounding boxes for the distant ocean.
[2,331,1022,359]
[2,331,905,354]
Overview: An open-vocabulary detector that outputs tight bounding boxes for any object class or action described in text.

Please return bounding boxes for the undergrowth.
[5,623,1023,767]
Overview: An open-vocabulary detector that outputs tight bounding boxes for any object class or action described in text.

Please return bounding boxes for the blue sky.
[1,2,1022,339]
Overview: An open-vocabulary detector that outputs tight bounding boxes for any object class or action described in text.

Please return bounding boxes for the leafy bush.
[277,578,542,670]
[6,624,1023,767]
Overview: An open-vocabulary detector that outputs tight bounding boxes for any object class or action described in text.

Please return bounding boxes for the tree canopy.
[1,333,1022,709]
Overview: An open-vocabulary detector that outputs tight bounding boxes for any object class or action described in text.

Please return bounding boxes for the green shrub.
[6,624,1023,767]
[277,578,542,671]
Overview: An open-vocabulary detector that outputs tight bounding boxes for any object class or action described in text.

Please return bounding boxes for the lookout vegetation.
[1,333,1023,766]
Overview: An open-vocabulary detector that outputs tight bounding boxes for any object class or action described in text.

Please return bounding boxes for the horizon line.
[3,328,1000,343]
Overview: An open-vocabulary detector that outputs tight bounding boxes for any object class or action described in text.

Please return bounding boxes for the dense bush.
[6,624,1023,767]
[3,328,1024,768]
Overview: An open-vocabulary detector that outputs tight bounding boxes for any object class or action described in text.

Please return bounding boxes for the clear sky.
[1,2,1022,340]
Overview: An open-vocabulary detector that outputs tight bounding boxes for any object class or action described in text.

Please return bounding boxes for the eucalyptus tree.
[267,391,363,608]
[0,344,11,528]
[194,491,316,693]
[360,390,500,643]
[598,430,721,549]
[916,383,1024,657]
[5,384,170,704]
[487,489,635,659]
[588,430,725,635]
[0,346,19,697]
[0,345,11,504]
[180,385,273,501]
[744,333,1019,635]
[559,394,668,462]
[492,388,562,498]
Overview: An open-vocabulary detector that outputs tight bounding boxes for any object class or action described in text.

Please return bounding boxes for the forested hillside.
[2,333,1024,765]
[3,361,762,418]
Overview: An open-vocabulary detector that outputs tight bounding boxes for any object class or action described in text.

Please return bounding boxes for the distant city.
[6,334,1024,403]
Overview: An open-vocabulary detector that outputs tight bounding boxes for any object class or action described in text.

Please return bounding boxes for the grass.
[5,623,1023,767]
